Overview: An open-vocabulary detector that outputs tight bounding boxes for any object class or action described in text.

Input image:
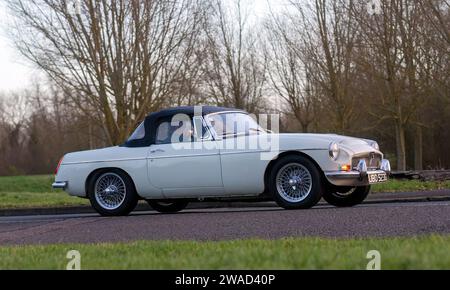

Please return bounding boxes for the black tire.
[147,200,189,213]
[323,186,371,207]
[87,169,139,216]
[269,155,324,210]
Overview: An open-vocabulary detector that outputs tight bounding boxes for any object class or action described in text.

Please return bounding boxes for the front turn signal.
[339,164,352,172]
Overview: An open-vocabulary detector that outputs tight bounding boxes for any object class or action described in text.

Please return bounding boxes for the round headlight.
[329,142,340,160]
[370,141,380,151]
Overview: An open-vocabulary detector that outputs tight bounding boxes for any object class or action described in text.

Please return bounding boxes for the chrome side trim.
[147,152,221,160]
[220,150,269,155]
[52,181,68,189]
[62,157,146,165]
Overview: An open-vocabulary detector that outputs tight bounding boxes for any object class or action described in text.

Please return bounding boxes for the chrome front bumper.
[52,181,68,189]
[325,159,391,187]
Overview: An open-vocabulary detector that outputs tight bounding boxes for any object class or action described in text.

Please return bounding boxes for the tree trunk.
[301,122,309,133]
[414,125,423,170]
[395,121,407,171]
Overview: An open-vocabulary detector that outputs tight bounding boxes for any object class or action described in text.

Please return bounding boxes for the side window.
[207,114,236,137]
[155,122,171,144]
[155,119,194,144]
[208,114,226,136]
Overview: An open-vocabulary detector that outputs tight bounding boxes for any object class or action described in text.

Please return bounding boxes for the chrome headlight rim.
[369,141,380,151]
[328,142,340,160]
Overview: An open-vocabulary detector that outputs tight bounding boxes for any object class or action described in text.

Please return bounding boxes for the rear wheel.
[88,170,138,216]
[147,200,189,213]
[323,186,371,207]
[269,155,323,210]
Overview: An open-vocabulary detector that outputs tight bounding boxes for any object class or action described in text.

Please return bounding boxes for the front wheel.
[269,155,323,210]
[147,200,189,213]
[323,186,371,207]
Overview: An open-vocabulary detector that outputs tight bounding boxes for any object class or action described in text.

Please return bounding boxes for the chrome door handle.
[150,149,165,154]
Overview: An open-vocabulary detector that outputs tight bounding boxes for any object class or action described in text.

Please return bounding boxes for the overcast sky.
[0,0,290,93]
[0,0,39,92]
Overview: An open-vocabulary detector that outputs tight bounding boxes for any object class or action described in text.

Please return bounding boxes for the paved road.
[0,201,449,245]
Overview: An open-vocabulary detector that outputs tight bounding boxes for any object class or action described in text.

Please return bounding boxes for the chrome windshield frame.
[204,111,266,141]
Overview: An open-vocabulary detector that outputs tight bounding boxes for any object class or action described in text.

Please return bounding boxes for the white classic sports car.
[53,106,391,216]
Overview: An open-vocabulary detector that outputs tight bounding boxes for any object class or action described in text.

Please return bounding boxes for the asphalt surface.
[0,200,449,245]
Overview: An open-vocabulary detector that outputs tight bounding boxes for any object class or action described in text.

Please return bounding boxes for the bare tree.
[202,0,267,113]
[420,0,450,45]
[264,15,319,132]
[0,92,29,174]
[284,0,362,134]
[7,0,205,145]
[350,0,432,170]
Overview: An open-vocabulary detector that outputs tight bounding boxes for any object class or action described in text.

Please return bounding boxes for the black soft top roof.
[145,106,242,119]
[124,106,244,147]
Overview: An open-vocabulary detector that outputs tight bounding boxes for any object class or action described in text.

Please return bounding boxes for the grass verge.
[0,192,89,209]
[0,175,88,209]
[371,179,450,193]
[0,235,449,269]
[0,175,55,193]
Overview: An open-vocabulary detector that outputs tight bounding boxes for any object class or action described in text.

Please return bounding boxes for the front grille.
[352,152,382,170]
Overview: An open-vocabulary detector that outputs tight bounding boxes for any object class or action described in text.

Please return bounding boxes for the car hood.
[277,133,377,154]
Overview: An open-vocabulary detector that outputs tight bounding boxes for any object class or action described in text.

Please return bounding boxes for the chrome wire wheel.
[94,173,127,210]
[276,163,313,203]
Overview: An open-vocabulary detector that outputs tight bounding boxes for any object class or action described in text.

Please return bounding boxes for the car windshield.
[207,112,266,138]
[127,122,145,141]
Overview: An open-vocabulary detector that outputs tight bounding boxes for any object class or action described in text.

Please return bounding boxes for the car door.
[206,112,271,196]
[147,115,224,198]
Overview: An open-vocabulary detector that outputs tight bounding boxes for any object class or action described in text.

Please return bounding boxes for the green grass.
[372,179,450,193]
[0,175,56,193]
[0,175,88,209]
[0,235,449,269]
[0,192,89,209]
